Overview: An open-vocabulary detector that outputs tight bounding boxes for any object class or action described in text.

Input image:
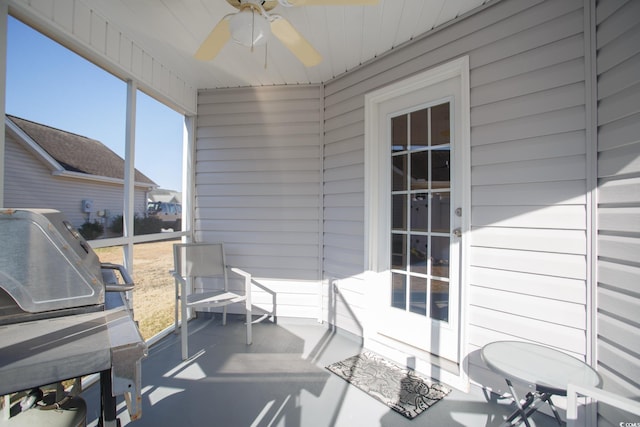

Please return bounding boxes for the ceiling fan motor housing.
[226,1,280,12]
[200,0,378,65]
[229,5,271,47]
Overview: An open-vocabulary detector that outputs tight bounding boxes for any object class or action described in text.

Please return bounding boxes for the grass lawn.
[95,240,178,340]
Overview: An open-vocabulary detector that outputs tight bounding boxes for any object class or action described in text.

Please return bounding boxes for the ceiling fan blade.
[280,0,378,5]
[270,16,322,67]
[194,16,231,61]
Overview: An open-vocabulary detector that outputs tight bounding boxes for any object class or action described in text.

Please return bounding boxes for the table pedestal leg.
[501,380,545,427]
[501,380,564,427]
[501,379,532,427]
[545,395,564,426]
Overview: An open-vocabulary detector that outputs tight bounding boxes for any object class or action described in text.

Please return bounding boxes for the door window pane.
[392,195,407,230]
[431,149,450,189]
[409,236,428,274]
[391,234,406,270]
[431,280,449,321]
[391,273,406,310]
[431,236,450,278]
[410,109,428,150]
[392,115,408,152]
[431,103,450,146]
[410,151,429,190]
[392,155,408,191]
[409,276,427,316]
[431,192,450,233]
[410,193,428,232]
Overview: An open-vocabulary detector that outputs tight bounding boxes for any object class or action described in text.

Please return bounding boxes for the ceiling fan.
[195,0,379,67]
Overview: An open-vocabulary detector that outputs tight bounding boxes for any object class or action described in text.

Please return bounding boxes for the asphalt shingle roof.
[7,115,156,186]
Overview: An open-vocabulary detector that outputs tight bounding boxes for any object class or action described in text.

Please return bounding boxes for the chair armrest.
[228,267,252,307]
[229,266,251,280]
[229,267,251,288]
[169,270,186,284]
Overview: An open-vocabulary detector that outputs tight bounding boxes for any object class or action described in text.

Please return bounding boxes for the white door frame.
[363,56,471,391]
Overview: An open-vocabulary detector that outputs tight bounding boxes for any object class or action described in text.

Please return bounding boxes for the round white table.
[481,341,601,427]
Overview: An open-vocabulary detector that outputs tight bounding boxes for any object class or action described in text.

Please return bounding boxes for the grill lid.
[0,209,104,313]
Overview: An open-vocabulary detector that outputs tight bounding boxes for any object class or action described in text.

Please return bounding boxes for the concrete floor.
[83,315,559,427]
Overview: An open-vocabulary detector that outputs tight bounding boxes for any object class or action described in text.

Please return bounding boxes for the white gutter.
[51,169,156,189]
[5,116,63,172]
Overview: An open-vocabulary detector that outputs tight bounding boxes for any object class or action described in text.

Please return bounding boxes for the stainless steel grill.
[0,209,147,426]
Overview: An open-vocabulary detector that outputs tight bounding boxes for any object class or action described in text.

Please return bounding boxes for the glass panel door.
[366,58,469,370]
[390,103,451,323]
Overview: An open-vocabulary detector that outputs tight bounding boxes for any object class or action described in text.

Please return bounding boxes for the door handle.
[453,228,462,238]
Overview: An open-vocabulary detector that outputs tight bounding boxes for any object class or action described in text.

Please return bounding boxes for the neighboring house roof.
[148,189,181,204]
[6,115,157,188]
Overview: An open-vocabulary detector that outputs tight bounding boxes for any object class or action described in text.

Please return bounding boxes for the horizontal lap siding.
[4,134,145,228]
[596,0,640,423]
[462,0,589,390]
[324,0,590,381]
[195,86,322,318]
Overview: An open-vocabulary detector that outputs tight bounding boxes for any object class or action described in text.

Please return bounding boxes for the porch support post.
[584,0,598,372]
[182,115,195,243]
[180,115,195,327]
[317,83,325,323]
[0,1,7,208]
[583,0,598,425]
[123,80,137,272]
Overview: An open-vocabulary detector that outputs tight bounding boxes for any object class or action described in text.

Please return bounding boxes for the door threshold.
[365,333,469,392]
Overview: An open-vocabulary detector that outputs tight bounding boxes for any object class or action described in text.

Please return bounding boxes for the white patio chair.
[567,384,640,427]
[171,242,252,360]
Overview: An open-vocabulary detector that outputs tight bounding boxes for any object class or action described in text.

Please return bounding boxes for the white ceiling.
[81,0,491,90]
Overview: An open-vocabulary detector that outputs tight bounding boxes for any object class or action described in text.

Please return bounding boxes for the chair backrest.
[173,243,227,278]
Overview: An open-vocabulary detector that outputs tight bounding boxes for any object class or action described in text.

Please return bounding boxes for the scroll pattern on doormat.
[326,351,451,419]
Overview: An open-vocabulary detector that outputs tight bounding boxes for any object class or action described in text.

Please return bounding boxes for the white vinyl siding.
[4,132,147,228]
[195,85,323,319]
[596,0,640,424]
[323,0,590,388]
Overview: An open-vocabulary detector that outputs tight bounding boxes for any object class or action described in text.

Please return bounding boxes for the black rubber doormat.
[326,351,451,419]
